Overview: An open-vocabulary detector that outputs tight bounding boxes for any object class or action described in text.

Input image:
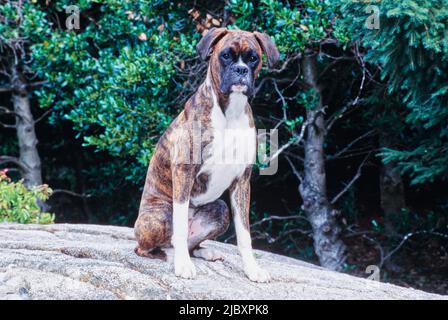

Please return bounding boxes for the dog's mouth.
[230,84,248,93]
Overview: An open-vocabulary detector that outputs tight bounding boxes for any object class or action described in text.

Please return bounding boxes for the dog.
[134,28,279,282]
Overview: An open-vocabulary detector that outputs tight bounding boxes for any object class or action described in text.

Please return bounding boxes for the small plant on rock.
[0,169,54,224]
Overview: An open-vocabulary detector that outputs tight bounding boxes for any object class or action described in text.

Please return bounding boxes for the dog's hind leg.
[188,199,230,261]
[134,198,230,261]
[134,200,172,261]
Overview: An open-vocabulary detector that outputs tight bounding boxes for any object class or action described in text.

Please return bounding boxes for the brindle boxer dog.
[134,28,279,282]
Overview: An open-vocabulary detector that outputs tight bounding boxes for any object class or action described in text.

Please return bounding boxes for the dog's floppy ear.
[197,27,228,61]
[253,31,279,68]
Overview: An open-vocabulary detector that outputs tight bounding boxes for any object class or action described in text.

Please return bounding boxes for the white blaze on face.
[235,56,248,70]
[231,57,249,93]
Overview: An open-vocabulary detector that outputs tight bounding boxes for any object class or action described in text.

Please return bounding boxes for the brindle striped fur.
[134,28,279,259]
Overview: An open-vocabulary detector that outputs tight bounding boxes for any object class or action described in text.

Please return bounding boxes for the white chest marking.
[191,80,256,207]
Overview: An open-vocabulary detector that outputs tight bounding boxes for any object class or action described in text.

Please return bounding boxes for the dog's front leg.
[230,168,271,283]
[172,163,196,279]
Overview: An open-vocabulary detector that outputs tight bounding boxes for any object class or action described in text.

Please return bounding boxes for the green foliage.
[228,0,335,53]
[25,0,343,199]
[0,0,50,42]
[27,0,341,187]
[337,0,448,184]
[32,0,198,167]
[296,88,320,109]
[0,170,54,224]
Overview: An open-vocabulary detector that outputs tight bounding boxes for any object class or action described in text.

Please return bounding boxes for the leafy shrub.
[0,169,54,224]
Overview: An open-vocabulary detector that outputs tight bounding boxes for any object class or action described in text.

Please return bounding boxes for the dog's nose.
[234,65,249,76]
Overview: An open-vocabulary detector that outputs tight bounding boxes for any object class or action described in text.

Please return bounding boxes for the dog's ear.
[253,31,279,68]
[197,27,228,61]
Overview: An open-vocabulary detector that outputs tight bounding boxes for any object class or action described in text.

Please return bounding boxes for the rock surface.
[0,223,445,300]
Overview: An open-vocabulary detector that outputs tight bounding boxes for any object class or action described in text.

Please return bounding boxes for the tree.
[337,0,448,185]
[335,0,448,272]
[0,1,50,189]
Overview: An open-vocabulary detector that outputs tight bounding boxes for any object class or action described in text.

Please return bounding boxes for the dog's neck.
[204,66,248,120]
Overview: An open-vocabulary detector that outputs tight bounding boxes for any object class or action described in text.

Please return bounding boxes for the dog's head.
[197,28,279,98]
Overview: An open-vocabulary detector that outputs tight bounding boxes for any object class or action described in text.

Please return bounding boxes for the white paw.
[174,257,197,279]
[245,264,271,283]
[192,248,224,261]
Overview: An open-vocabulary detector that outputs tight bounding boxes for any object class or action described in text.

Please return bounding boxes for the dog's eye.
[249,55,257,62]
[222,53,230,60]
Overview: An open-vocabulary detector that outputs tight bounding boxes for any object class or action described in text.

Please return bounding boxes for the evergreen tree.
[338,0,448,185]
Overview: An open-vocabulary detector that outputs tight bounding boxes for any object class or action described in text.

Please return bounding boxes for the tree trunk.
[379,133,406,236]
[12,69,43,188]
[299,54,346,271]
